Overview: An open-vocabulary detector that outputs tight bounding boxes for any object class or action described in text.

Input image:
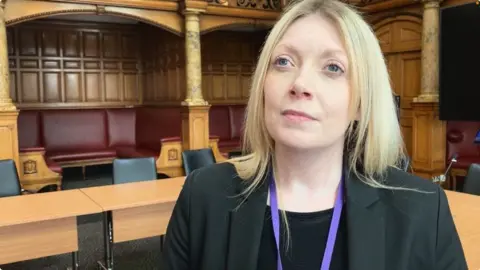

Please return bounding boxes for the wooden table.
[0,189,103,269]
[80,177,185,270]
[445,190,480,270]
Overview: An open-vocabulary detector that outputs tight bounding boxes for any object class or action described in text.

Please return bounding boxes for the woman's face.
[264,14,351,151]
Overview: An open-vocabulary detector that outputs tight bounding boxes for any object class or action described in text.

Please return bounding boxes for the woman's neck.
[272,143,345,212]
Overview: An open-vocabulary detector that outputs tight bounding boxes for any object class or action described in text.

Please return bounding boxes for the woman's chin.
[273,132,319,150]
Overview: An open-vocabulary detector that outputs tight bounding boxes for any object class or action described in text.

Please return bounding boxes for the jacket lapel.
[345,171,386,270]
[226,178,268,270]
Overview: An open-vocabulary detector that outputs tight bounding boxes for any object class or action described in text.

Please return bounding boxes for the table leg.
[72,251,79,270]
[104,211,114,270]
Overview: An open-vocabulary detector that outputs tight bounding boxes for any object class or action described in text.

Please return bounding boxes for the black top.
[161,162,468,270]
[258,206,348,270]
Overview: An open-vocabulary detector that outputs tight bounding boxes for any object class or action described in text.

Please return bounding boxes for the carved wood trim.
[372,14,422,30]
[441,0,475,8]
[357,0,418,13]
[369,12,422,26]
[5,0,183,35]
[25,0,179,11]
[200,15,273,34]
[205,5,280,19]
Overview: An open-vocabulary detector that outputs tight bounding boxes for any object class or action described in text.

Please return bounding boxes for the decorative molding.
[200,16,273,34]
[235,0,281,10]
[27,0,178,11]
[263,0,281,10]
[206,0,229,6]
[96,5,106,14]
[168,149,178,160]
[184,0,209,12]
[357,0,419,13]
[23,160,37,174]
[371,14,422,30]
[205,5,280,19]
[237,0,258,8]
[5,2,183,35]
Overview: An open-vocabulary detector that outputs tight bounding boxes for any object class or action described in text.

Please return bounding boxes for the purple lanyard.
[269,174,344,270]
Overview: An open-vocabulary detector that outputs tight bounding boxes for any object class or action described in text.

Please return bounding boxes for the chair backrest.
[0,159,22,197]
[463,163,480,195]
[113,157,157,184]
[182,148,216,175]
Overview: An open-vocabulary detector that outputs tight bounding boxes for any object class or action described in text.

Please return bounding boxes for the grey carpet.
[1,165,164,270]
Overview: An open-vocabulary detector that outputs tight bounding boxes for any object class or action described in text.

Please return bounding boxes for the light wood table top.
[445,190,480,270]
[0,189,103,227]
[79,177,185,211]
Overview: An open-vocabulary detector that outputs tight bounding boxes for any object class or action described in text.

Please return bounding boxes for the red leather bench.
[18,106,182,178]
[209,104,246,156]
[446,121,480,189]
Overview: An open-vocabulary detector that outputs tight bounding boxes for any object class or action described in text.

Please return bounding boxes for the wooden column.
[181,6,210,151]
[411,0,445,180]
[0,0,20,172]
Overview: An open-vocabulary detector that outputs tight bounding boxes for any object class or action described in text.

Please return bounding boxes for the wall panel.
[201,30,266,104]
[7,20,143,109]
[141,26,186,105]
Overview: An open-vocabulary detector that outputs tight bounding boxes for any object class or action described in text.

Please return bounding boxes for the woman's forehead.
[274,14,347,58]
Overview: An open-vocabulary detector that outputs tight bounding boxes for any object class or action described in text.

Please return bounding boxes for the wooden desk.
[0,190,102,269]
[79,177,185,270]
[445,190,480,270]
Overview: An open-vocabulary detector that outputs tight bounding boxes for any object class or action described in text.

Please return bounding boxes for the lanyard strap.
[269,174,344,270]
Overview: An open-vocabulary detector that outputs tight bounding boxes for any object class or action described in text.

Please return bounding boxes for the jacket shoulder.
[379,167,444,211]
[384,167,439,192]
[184,162,245,201]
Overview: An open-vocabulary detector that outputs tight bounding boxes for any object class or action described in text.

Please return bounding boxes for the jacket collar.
[345,169,386,270]
[225,166,387,270]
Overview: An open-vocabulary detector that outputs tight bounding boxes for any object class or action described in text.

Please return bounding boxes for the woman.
[162,0,467,269]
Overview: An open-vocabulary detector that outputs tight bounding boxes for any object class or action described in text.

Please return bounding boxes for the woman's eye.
[274,57,292,67]
[326,64,343,73]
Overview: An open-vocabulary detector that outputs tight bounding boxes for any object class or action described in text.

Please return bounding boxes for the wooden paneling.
[375,16,422,54]
[0,112,20,174]
[386,52,421,156]
[141,28,267,105]
[375,16,422,156]
[201,30,266,104]
[142,26,186,104]
[7,20,143,109]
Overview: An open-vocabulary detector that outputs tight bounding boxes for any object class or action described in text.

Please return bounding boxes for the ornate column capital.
[182,0,207,16]
[421,0,443,9]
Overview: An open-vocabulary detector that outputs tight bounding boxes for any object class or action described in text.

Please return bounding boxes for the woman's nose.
[289,86,313,100]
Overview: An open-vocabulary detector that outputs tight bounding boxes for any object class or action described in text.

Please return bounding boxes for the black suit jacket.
[162,162,467,270]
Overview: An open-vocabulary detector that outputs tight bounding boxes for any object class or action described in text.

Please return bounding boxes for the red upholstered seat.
[17,106,183,176]
[48,150,117,163]
[209,104,245,153]
[446,121,480,170]
[455,156,480,169]
[45,157,63,174]
[115,147,158,159]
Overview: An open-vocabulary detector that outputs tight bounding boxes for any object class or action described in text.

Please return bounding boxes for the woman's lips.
[281,109,317,122]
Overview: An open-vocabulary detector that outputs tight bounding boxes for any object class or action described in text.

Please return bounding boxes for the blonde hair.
[230,0,405,189]
[228,0,407,248]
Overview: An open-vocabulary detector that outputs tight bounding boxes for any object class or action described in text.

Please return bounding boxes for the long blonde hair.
[230,0,405,196]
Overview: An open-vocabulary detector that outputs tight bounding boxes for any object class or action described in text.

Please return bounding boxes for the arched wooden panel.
[5,0,183,35]
[373,16,422,53]
[374,15,422,157]
[200,15,273,34]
